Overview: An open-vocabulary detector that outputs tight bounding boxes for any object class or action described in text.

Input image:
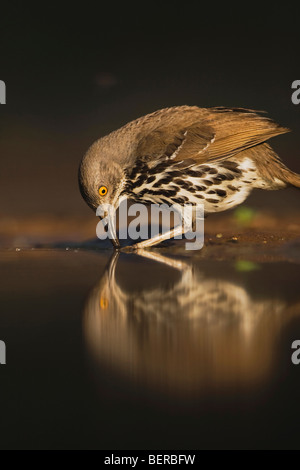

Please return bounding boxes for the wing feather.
[132,106,289,166]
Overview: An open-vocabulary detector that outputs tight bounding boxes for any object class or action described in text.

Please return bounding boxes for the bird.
[78,106,300,249]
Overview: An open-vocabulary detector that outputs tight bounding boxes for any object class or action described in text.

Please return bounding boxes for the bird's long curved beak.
[107,211,120,249]
[97,204,120,249]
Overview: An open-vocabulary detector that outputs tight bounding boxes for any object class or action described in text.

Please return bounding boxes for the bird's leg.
[122,223,185,251]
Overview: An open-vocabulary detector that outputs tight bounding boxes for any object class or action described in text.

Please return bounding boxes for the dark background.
[0,3,299,219]
[1,3,300,451]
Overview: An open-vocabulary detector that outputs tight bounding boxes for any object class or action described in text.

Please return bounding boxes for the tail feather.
[282,168,300,188]
[248,143,300,189]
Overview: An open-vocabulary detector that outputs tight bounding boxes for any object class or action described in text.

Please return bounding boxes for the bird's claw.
[120,244,138,253]
[120,243,145,253]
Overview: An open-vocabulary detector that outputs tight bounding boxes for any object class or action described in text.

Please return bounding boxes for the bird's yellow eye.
[98,185,108,196]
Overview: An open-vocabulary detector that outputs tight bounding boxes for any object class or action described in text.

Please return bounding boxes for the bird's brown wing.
[136,122,215,163]
[135,107,289,166]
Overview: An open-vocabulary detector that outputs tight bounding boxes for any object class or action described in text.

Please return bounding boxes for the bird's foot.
[120,243,146,253]
[120,245,136,253]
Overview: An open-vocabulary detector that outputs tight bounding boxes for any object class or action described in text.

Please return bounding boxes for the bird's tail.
[251,143,300,190]
[281,168,300,188]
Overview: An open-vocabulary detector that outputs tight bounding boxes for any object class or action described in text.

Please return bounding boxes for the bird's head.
[79,137,128,248]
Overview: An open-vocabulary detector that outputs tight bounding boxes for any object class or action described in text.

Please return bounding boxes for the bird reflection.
[83,251,300,395]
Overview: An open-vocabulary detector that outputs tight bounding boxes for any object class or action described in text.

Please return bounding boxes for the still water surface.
[0,248,300,449]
